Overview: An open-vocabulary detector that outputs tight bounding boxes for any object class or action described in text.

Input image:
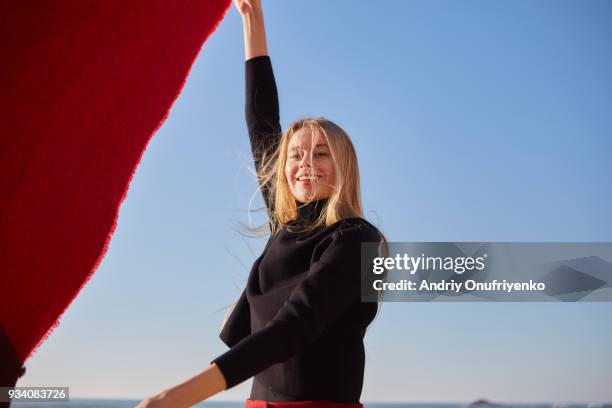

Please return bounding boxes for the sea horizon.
[9,399,612,408]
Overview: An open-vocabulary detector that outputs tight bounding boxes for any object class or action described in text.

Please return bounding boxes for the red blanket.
[0,0,231,391]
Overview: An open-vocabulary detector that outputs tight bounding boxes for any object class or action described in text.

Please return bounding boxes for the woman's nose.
[299,157,312,168]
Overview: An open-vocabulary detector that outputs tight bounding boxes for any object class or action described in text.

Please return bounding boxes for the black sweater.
[210,56,381,403]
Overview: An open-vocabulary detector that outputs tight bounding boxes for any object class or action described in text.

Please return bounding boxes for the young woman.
[136,1,384,407]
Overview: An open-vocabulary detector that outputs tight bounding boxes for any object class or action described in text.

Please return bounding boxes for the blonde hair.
[242,116,389,308]
[254,117,363,235]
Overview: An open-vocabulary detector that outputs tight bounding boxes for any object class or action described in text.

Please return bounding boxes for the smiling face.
[284,127,337,203]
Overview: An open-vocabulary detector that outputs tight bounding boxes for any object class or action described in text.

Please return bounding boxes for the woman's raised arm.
[236,0,281,217]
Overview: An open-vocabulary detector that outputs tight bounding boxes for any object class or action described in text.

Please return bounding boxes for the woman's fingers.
[234,0,264,17]
[234,0,252,16]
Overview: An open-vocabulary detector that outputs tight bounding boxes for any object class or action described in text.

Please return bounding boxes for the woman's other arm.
[134,363,226,407]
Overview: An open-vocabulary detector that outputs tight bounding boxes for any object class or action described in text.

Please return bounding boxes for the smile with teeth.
[296,175,322,182]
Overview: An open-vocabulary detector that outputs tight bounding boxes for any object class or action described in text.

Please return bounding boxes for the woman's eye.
[314,152,328,157]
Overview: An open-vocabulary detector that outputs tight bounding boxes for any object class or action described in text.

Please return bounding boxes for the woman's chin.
[291,184,332,202]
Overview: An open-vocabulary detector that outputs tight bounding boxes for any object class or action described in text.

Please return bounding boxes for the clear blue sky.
[17,0,612,404]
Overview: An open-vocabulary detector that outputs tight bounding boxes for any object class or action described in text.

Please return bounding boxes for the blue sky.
[17,0,612,404]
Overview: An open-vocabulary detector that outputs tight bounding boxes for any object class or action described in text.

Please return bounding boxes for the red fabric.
[0,0,231,367]
[246,400,364,408]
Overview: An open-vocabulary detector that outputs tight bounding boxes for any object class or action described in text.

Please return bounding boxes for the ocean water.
[8,401,612,408]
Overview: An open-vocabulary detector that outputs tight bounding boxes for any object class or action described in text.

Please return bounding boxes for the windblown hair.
[243,117,390,307]
[254,117,362,235]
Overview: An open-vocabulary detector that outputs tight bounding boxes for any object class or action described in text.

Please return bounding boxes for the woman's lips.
[296,177,321,186]
[296,175,322,182]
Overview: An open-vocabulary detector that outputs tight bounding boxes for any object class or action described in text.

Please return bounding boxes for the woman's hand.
[233,0,261,18]
[134,390,180,408]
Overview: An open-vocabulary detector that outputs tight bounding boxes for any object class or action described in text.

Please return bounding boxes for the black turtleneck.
[296,199,326,221]
[290,199,327,228]
[210,56,381,404]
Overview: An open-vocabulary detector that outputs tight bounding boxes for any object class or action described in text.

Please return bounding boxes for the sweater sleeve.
[245,55,282,216]
[210,222,381,389]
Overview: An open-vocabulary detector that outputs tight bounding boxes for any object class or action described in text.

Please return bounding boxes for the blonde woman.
[135,1,384,407]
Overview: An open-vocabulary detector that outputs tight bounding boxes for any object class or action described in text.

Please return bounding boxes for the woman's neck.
[295,198,328,225]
